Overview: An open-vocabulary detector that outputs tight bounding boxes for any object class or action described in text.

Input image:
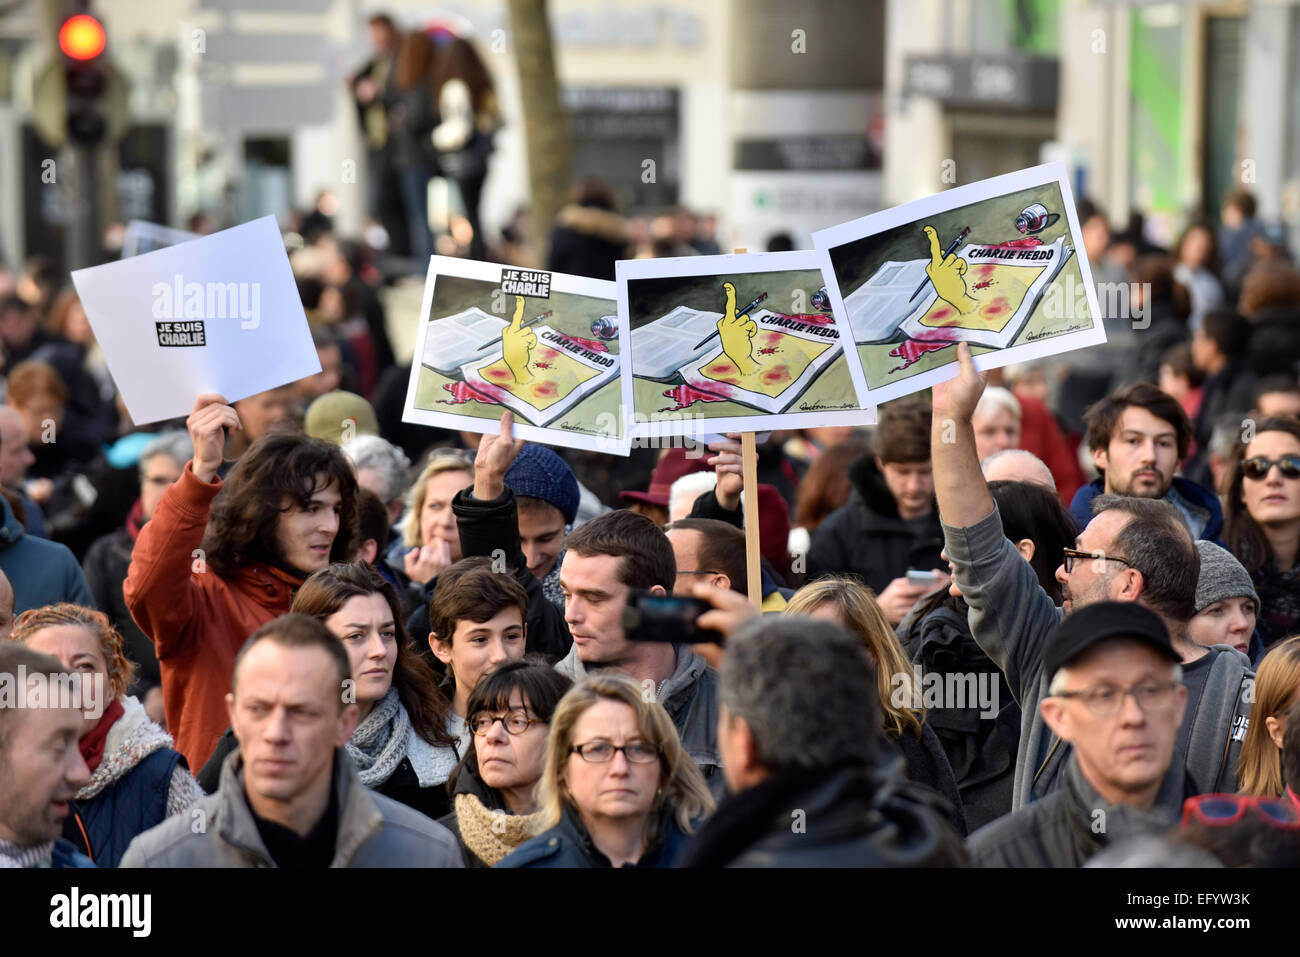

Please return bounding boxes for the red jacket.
[124,462,302,769]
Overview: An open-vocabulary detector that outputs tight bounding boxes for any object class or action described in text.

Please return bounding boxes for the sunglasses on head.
[1241,455,1300,481]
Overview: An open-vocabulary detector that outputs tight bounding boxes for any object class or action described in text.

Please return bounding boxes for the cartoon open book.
[460,326,619,428]
[629,305,725,379]
[676,310,845,415]
[843,236,1072,349]
[420,306,510,376]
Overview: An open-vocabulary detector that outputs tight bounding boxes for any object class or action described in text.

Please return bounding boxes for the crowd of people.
[4,15,1300,866]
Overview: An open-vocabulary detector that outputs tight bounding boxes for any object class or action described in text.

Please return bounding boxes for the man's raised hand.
[187,393,241,484]
[474,411,525,501]
[930,342,987,425]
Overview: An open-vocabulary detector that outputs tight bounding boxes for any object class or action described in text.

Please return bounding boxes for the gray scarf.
[346,687,411,788]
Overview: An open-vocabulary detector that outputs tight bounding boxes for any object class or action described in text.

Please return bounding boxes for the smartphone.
[906,569,944,588]
[622,590,724,645]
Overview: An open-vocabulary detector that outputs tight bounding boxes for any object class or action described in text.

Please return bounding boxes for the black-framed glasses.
[1053,680,1181,716]
[1062,548,1137,574]
[570,740,660,764]
[469,709,541,736]
[1241,455,1300,481]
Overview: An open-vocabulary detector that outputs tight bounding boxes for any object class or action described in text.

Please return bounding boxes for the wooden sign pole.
[728,247,763,611]
[741,431,762,609]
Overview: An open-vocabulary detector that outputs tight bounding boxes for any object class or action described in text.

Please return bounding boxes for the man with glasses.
[968,602,1188,866]
[932,344,1253,813]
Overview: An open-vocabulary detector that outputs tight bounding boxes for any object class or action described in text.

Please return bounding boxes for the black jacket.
[83,522,160,695]
[967,753,1190,868]
[546,204,628,282]
[404,487,572,664]
[676,763,965,868]
[890,721,967,836]
[1247,306,1300,378]
[897,593,1021,832]
[806,455,944,593]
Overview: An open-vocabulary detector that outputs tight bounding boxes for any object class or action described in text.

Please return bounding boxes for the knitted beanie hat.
[1194,540,1261,613]
[505,444,579,524]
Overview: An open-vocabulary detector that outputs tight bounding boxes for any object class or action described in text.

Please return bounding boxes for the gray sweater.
[943,505,1254,811]
[119,750,463,868]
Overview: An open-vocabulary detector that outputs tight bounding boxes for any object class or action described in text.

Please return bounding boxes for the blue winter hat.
[505,444,579,525]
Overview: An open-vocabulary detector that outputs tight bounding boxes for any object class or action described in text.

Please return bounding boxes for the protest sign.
[402,258,631,455]
[618,250,875,440]
[70,214,320,426]
[812,162,1105,404]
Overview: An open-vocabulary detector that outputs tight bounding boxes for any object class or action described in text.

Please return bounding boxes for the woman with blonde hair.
[10,603,203,867]
[1238,636,1300,796]
[390,449,475,586]
[786,577,966,834]
[496,673,714,867]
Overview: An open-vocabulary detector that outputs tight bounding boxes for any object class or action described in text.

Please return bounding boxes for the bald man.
[981,448,1056,492]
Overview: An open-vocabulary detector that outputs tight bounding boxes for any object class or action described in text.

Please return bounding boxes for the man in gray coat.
[120,615,462,868]
[932,343,1252,811]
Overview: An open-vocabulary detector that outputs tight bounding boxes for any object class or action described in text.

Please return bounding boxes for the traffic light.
[59,12,109,147]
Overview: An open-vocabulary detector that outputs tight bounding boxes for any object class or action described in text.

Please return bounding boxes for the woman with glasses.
[438,660,572,866]
[1223,416,1300,649]
[496,674,715,868]
[1237,636,1300,797]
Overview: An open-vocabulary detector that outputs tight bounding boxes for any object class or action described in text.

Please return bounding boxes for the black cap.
[1044,601,1180,679]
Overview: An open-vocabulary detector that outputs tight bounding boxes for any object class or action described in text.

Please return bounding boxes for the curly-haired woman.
[10,604,204,867]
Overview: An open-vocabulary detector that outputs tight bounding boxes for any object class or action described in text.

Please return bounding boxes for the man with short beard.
[1069,382,1224,545]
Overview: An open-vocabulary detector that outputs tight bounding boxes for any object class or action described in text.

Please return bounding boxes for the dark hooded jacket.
[806,455,944,592]
[676,761,965,868]
[897,592,1022,832]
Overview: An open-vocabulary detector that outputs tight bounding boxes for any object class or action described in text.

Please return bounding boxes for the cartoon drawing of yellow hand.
[717,281,759,375]
[502,295,537,384]
[923,225,979,315]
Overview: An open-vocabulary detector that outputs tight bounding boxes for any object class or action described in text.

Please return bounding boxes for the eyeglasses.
[1241,455,1300,481]
[1182,794,1300,830]
[469,709,541,736]
[1062,548,1137,573]
[570,740,660,764]
[1052,680,1181,716]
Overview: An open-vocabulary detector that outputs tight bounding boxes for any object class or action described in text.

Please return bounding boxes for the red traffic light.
[59,14,106,61]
